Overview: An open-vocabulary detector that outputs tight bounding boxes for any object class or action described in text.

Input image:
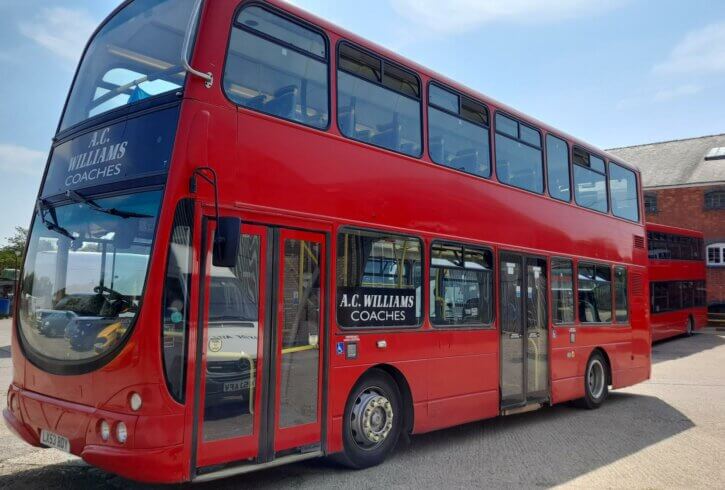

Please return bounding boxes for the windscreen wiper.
[65,190,152,219]
[36,199,75,241]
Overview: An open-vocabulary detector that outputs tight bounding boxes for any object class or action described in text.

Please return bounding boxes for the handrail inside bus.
[182,0,213,88]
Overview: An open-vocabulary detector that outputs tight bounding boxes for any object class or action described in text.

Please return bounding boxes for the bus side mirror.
[213,217,240,268]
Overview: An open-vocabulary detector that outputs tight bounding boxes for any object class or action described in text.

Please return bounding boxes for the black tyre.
[338,369,402,469]
[685,317,694,337]
[580,351,609,409]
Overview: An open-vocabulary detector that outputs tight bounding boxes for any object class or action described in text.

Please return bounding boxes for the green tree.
[0,227,28,273]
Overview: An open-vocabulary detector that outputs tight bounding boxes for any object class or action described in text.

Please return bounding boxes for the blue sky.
[1,0,724,245]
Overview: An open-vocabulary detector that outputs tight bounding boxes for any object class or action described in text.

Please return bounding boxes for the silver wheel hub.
[350,389,394,449]
[588,359,605,400]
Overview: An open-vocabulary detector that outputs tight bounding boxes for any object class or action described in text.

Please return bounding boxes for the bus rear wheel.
[685,317,694,337]
[579,352,609,409]
[339,369,402,469]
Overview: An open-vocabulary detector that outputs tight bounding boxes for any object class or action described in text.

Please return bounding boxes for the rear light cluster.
[97,392,141,445]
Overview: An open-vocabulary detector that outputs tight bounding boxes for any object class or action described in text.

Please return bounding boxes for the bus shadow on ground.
[0,392,694,489]
[652,331,725,364]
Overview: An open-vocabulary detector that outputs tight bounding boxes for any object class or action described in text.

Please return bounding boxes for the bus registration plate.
[40,429,70,453]
[224,381,243,393]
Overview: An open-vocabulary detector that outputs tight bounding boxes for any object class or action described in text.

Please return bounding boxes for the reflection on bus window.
[203,234,260,442]
[430,243,493,326]
[224,6,329,129]
[577,263,612,323]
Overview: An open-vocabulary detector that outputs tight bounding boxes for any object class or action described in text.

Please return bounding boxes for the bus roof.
[645,222,704,238]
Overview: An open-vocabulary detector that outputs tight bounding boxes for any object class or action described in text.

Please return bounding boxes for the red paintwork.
[647,223,708,342]
[6,0,652,483]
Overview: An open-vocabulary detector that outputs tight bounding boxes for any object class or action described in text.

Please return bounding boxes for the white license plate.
[40,429,70,453]
[223,380,243,393]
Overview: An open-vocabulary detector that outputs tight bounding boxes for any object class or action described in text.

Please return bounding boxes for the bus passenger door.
[193,221,325,473]
[499,253,548,410]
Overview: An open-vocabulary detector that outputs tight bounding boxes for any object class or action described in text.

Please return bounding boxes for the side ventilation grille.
[633,235,645,249]
[631,273,643,296]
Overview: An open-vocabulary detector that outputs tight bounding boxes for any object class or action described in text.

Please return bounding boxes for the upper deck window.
[494,114,544,194]
[609,162,640,222]
[224,6,329,129]
[60,0,196,132]
[573,147,608,213]
[546,135,571,202]
[337,43,422,157]
[428,83,490,178]
[647,231,703,261]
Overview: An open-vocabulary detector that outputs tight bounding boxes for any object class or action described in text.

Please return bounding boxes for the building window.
[494,113,544,194]
[429,243,494,326]
[705,191,725,210]
[223,5,329,129]
[708,243,725,266]
[644,193,657,213]
[551,258,575,324]
[578,263,612,323]
[336,229,422,328]
[428,83,491,178]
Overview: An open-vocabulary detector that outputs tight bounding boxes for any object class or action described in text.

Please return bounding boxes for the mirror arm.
[190,166,220,222]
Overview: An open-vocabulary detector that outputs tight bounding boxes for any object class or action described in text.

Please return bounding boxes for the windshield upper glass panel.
[18,191,162,363]
[60,0,196,131]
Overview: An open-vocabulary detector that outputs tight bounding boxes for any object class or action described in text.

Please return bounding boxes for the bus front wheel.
[338,369,402,469]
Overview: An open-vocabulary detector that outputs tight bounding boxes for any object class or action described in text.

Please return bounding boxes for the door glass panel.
[280,239,321,428]
[526,258,548,398]
[500,256,524,405]
[203,234,260,442]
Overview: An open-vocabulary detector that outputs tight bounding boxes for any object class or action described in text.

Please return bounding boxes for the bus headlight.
[115,422,128,444]
[100,420,110,441]
[129,392,142,411]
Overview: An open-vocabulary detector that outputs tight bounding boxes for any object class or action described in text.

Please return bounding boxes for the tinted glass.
[578,263,612,323]
[225,26,328,128]
[203,234,261,441]
[552,258,574,324]
[338,44,380,82]
[705,191,725,210]
[430,244,493,326]
[162,200,193,402]
[496,113,518,138]
[648,232,704,261]
[382,63,420,98]
[61,0,194,130]
[614,267,628,322]
[610,163,639,222]
[237,6,326,58]
[429,107,490,177]
[708,245,722,264]
[429,84,459,113]
[337,230,422,328]
[574,165,608,212]
[495,133,544,193]
[590,155,606,173]
[19,191,162,364]
[338,71,422,157]
[546,135,570,201]
[520,125,541,147]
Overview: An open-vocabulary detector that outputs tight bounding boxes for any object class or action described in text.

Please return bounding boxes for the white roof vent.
[705,147,725,161]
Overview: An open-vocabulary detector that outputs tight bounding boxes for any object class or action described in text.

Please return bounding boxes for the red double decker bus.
[647,223,707,341]
[5,0,651,483]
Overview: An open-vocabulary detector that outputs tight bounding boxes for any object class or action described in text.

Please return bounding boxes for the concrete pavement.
[0,318,722,488]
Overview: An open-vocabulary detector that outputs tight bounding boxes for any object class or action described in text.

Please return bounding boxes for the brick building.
[608,134,725,313]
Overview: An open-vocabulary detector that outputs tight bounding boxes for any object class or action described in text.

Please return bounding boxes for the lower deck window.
[336,229,422,328]
[430,243,493,326]
[578,263,612,323]
[552,258,575,324]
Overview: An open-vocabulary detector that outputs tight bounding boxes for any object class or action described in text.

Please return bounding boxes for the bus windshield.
[18,190,162,363]
[59,0,197,132]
